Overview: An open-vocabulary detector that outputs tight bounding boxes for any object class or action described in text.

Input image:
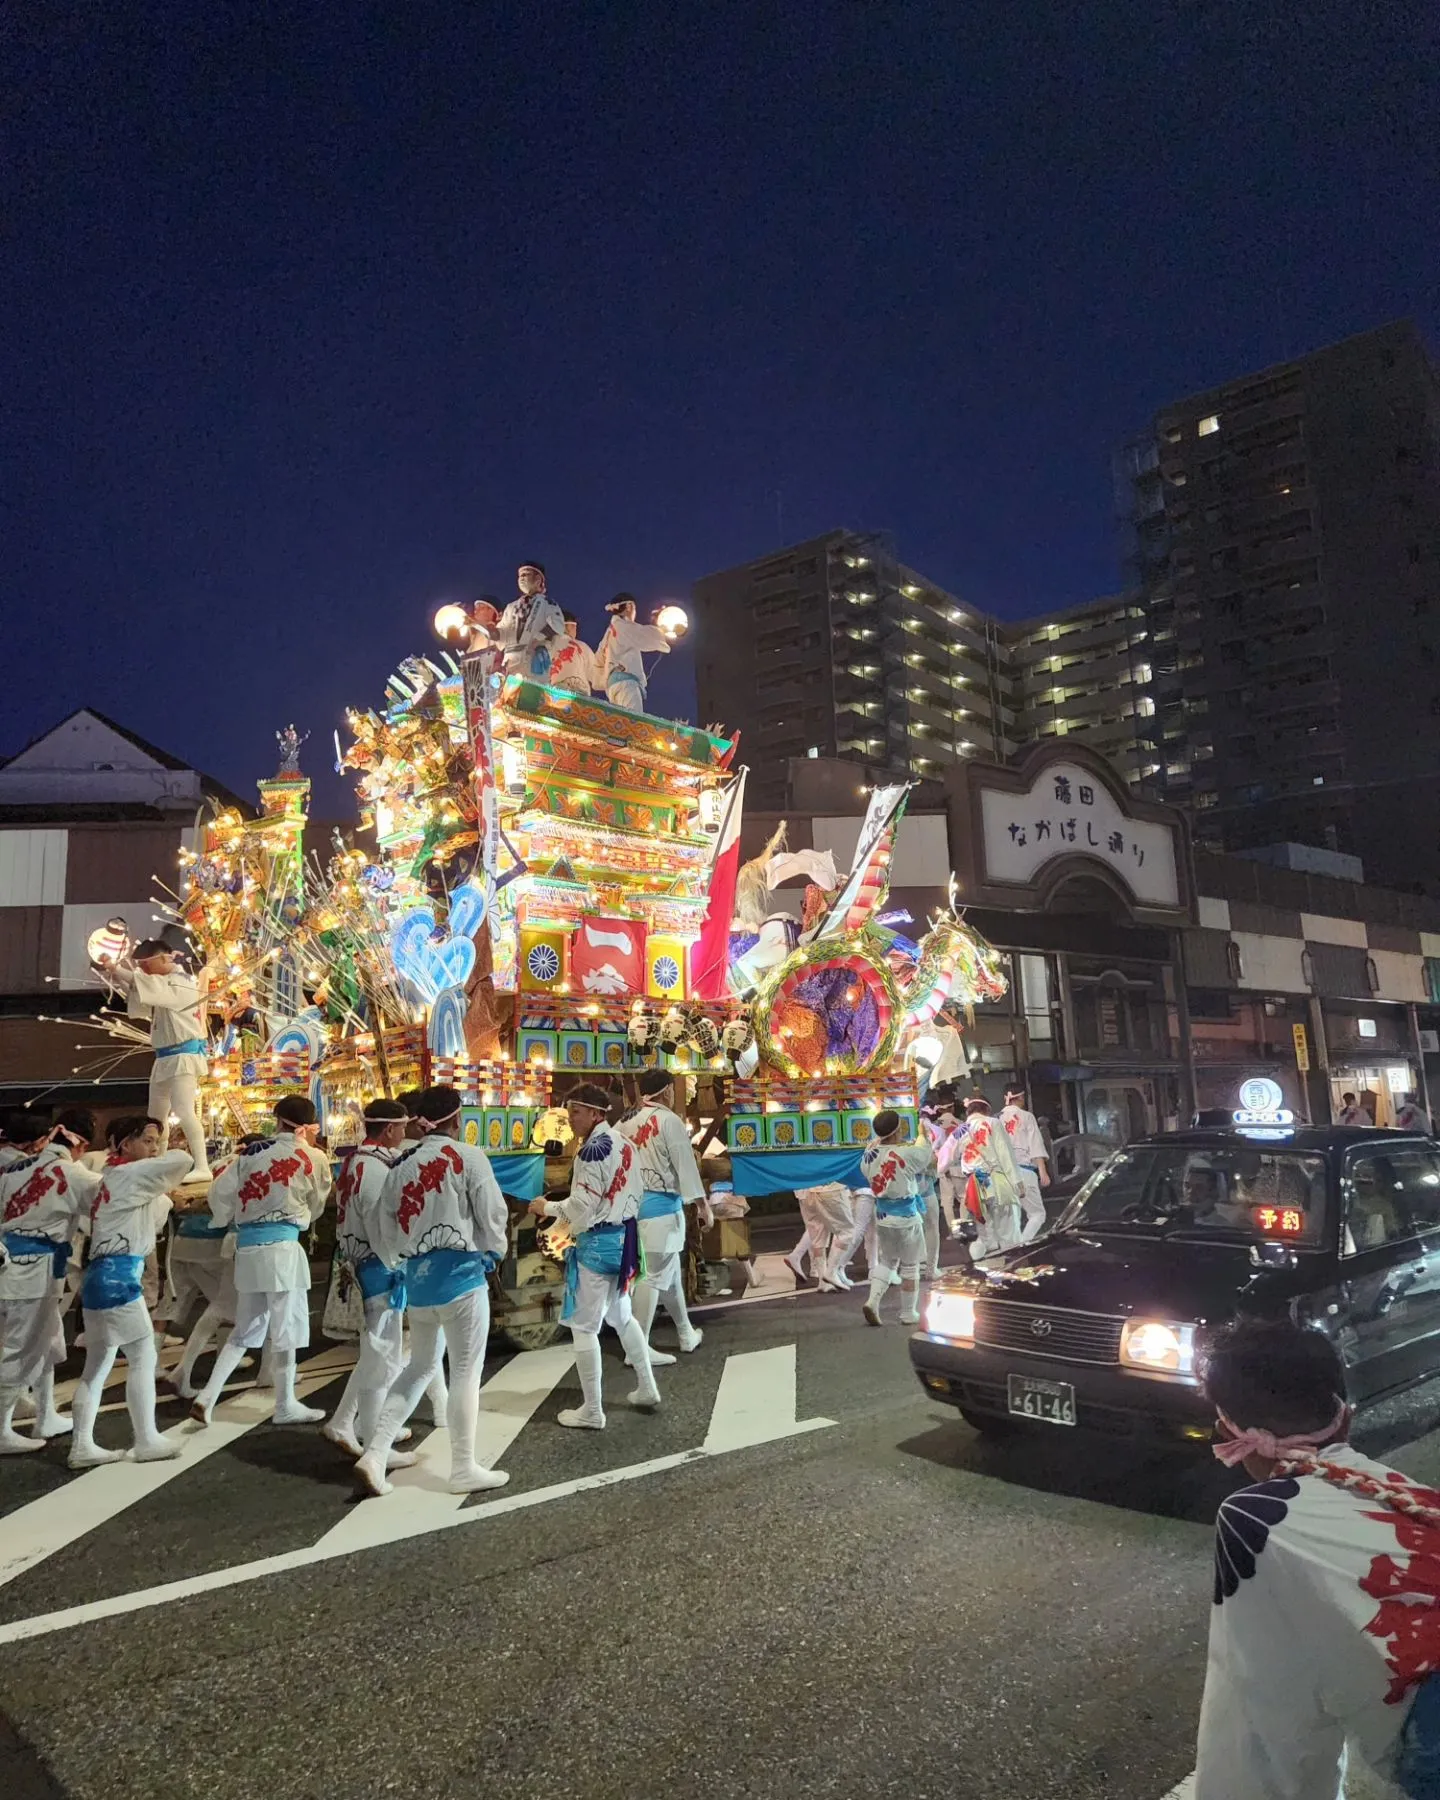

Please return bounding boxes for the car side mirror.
[1249,1241,1298,1271]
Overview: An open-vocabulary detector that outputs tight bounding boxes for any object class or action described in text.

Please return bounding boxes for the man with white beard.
[0,1116,100,1453]
[188,1095,331,1428]
[354,1086,511,1498]
[616,1069,707,1364]
[999,1085,1051,1245]
[68,1116,192,1468]
[324,1098,411,1460]
[529,1084,660,1429]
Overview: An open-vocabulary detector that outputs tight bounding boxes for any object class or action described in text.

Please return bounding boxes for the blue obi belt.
[176,1214,227,1240]
[875,1194,922,1221]
[236,1220,303,1249]
[155,1037,205,1059]
[82,1253,145,1311]
[406,1247,499,1309]
[638,1189,683,1221]
[354,1252,408,1311]
[2,1233,70,1279]
[561,1218,641,1322]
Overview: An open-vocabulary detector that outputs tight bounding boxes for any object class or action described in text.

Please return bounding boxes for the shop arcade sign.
[963,748,1190,924]
[1233,1076,1295,1140]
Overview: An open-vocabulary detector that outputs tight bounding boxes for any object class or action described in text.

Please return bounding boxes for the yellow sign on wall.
[1293,1023,1310,1072]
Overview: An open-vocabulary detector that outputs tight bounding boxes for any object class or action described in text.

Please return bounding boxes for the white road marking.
[316,1344,576,1552]
[0,1347,351,1589]
[704,1343,801,1452]
[0,1347,833,1642]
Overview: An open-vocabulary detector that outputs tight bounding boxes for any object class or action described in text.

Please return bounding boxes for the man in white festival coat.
[69,1115,192,1467]
[189,1094,331,1427]
[0,1117,100,1453]
[109,939,212,1180]
[616,1068,708,1365]
[324,1097,411,1460]
[999,1085,1051,1244]
[859,1111,936,1328]
[355,1086,512,1498]
[530,1083,660,1428]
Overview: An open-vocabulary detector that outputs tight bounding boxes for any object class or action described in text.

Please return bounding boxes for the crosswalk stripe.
[0,1346,352,1589]
[316,1344,577,1552]
[0,1346,834,1643]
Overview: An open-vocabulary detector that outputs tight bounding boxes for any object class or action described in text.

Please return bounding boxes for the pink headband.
[1212,1399,1347,1467]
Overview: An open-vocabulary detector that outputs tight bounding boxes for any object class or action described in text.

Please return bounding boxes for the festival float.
[71,573,1009,1344]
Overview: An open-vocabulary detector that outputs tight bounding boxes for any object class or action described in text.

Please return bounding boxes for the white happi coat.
[549,1123,643,1236]
[496,592,566,679]
[88,1151,192,1261]
[376,1134,509,1269]
[957,1113,1022,1224]
[860,1137,932,1279]
[207,1131,330,1293]
[549,636,598,695]
[598,617,669,689]
[122,966,209,1077]
[1198,1444,1440,1799]
[999,1103,1047,1175]
[0,1147,101,1300]
[333,1143,396,1268]
[615,1102,705,1258]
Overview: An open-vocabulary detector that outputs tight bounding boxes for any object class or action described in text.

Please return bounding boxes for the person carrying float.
[858,1110,936,1328]
[189,1094,331,1428]
[0,1115,100,1454]
[956,1095,1024,1265]
[324,1098,411,1461]
[354,1085,511,1498]
[69,1115,193,1468]
[529,1083,661,1428]
[616,1068,708,1364]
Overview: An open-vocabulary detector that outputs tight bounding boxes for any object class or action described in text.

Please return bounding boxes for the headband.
[423,1103,462,1128]
[1212,1398,1347,1467]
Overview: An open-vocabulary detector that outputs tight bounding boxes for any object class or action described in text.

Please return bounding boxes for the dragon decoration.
[739,784,1008,1078]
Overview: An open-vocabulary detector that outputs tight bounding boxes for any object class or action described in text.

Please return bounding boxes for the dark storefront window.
[1070,960,1173,1061]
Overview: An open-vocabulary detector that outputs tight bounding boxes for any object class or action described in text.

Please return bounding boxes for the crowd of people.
[785,1087,1053,1324]
[0,1065,714,1493]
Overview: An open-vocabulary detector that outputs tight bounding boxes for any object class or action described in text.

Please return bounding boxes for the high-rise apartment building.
[1005,593,1153,789]
[691,530,1014,806]
[1114,319,1440,889]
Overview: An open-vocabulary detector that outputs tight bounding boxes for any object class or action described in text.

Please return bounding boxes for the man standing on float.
[529,1083,660,1428]
[354,1086,511,1498]
[617,1069,707,1364]
[495,562,566,679]
[596,595,671,711]
[107,939,212,1180]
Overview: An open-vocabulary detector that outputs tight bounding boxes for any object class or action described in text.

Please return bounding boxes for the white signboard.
[979,761,1180,909]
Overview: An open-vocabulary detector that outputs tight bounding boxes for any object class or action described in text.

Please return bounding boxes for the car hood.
[937,1228,1306,1324]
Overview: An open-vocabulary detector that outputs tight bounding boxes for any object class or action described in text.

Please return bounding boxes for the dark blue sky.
[7,2,1438,814]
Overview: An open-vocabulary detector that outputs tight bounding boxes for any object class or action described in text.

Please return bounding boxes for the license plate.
[1007,1373,1076,1426]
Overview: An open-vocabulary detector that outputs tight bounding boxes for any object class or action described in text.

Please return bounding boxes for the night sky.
[7,3,1438,815]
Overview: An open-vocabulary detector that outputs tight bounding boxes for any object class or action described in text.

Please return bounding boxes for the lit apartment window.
[1137,697,1156,718]
[1198,415,1220,436]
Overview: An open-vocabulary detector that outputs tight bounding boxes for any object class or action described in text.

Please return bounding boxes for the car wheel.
[958,1407,1019,1438]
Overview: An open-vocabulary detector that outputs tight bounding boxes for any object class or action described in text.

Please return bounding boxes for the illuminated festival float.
[96,584,1009,1343]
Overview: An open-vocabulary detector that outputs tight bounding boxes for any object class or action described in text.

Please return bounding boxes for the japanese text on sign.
[979,761,1181,909]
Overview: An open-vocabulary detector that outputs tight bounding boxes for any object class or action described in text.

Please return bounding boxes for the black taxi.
[910,1126,1440,1442]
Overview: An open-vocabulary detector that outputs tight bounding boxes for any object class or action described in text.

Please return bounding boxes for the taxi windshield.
[1056,1144,1329,1245]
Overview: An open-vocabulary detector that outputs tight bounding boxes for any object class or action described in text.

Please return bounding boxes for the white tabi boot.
[625,1281,675,1367]
[126,1338,181,1462]
[558,1330,607,1429]
[0,1392,46,1455]
[270,1349,325,1425]
[618,1317,661,1411]
[31,1367,71,1439]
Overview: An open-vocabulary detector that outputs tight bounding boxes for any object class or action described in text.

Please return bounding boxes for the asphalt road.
[6,1274,1440,1800]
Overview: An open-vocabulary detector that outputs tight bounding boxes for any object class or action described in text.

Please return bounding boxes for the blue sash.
[875,1195,922,1220]
[638,1189,683,1220]
[406,1247,497,1309]
[156,1037,205,1059]
[176,1214,227,1240]
[82,1253,146,1311]
[355,1253,408,1311]
[561,1218,641,1322]
[236,1220,303,1249]
[2,1233,69,1278]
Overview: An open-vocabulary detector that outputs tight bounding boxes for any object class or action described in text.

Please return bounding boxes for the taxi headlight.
[1120,1319,1196,1375]
[924,1291,976,1341]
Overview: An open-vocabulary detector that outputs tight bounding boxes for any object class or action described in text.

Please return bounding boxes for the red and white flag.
[690,768,747,1001]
